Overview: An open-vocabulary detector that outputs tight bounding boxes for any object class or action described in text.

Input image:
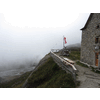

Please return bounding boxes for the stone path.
[55,52,100,88]
[75,63,100,88]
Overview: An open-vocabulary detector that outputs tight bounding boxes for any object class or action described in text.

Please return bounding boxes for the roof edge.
[80,13,93,30]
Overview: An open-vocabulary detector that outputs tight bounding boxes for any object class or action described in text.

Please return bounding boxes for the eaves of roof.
[80,13,93,30]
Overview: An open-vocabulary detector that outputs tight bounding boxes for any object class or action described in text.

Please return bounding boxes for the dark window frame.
[95,37,99,44]
[96,25,99,29]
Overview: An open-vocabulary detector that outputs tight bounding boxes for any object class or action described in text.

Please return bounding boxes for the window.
[96,23,100,29]
[96,25,99,29]
[95,37,98,44]
[99,38,100,43]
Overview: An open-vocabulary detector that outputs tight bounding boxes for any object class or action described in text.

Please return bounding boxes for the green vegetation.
[67,51,80,60]
[27,57,77,88]
[0,55,79,88]
[0,71,32,88]
[76,61,88,68]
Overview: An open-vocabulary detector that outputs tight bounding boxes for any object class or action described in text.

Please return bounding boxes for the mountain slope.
[66,43,81,50]
[0,54,77,88]
[27,56,76,88]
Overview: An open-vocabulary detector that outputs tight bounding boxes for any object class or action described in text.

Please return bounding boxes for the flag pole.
[63,36,64,49]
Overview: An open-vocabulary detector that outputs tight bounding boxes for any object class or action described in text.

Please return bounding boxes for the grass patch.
[13,82,25,88]
[67,51,80,61]
[76,61,88,68]
[0,71,32,88]
[27,57,78,88]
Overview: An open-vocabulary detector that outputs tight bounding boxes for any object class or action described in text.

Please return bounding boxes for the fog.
[0,1,90,77]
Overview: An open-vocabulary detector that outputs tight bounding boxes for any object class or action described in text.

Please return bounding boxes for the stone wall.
[81,13,100,67]
[50,51,77,81]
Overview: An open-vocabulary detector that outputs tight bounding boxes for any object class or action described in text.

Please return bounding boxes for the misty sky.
[0,0,90,70]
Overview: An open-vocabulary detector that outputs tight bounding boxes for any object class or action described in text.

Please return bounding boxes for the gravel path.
[75,63,100,88]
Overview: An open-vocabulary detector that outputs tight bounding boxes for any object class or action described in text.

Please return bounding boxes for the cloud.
[0,12,90,77]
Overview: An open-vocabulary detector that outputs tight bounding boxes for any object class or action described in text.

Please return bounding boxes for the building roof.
[80,13,93,30]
